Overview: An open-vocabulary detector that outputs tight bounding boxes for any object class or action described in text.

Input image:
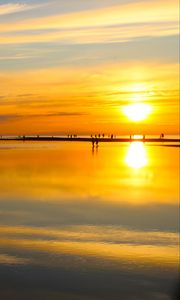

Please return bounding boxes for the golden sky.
[0,0,179,135]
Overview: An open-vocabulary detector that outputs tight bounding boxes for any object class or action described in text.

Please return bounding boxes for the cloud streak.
[0,0,178,44]
[0,112,87,122]
[0,22,178,45]
[0,2,40,16]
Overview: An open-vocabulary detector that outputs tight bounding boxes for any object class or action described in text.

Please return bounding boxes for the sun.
[123,103,152,121]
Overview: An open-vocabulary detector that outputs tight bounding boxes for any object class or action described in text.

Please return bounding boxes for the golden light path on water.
[125,142,147,169]
[0,140,178,205]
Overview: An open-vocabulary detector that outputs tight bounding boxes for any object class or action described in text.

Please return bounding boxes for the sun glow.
[123,103,152,121]
[125,142,147,169]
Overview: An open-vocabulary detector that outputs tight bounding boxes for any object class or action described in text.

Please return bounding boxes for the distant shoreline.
[0,136,180,144]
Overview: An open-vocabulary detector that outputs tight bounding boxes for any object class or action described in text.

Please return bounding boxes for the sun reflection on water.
[125,142,147,169]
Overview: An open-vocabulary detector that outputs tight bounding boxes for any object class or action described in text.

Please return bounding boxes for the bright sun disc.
[123,103,151,121]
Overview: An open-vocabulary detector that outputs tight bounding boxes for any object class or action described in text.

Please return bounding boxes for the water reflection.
[0,141,179,300]
[125,142,147,169]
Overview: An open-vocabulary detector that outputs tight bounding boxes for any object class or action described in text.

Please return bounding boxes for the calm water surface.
[0,141,179,300]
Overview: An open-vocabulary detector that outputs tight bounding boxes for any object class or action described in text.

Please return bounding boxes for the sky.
[0,0,179,135]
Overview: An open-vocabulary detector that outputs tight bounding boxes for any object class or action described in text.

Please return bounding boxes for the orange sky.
[0,0,179,135]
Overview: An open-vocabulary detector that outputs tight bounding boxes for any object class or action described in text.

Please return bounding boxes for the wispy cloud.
[0,253,29,265]
[0,0,178,44]
[0,22,178,45]
[0,112,87,122]
[0,2,39,16]
[0,54,37,60]
[1,0,178,31]
[0,114,17,122]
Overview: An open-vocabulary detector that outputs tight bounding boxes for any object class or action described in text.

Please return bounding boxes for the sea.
[0,138,179,300]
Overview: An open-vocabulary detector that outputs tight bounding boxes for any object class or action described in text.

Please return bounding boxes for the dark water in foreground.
[0,141,179,299]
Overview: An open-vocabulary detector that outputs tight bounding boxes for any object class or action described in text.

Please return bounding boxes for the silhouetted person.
[92,145,95,155]
[160,133,164,139]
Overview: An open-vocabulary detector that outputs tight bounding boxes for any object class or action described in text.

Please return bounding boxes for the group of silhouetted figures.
[0,132,165,142]
[90,134,115,148]
[67,134,77,138]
